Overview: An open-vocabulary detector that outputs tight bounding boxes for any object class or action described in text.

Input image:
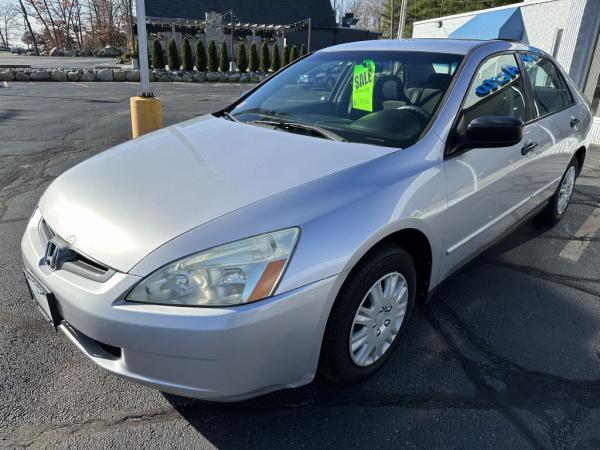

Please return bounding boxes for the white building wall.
[413,0,570,65]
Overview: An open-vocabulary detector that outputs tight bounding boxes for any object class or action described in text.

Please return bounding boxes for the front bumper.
[21,210,339,401]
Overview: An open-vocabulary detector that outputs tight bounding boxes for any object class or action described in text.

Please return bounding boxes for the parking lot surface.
[0,53,124,69]
[0,82,599,449]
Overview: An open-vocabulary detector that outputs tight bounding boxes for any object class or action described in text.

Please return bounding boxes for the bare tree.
[340,0,386,32]
[0,0,19,48]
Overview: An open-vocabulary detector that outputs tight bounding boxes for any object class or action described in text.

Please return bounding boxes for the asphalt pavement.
[0,81,599,449]
[0,52,125,69]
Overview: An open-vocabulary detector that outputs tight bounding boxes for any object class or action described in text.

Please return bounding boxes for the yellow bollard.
[130,96,162,138]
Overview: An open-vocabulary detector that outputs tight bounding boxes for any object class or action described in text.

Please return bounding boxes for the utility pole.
[390,0,395,39]
[307,17,311,52]
[397,0,408,39]
[230,9,234,67]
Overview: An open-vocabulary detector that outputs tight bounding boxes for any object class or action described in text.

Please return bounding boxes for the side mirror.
[464,115,524,149]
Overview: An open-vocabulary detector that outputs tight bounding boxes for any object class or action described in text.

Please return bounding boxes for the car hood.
[39,115,395,272]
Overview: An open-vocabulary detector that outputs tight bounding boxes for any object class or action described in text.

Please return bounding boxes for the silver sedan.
[21,39,592,401]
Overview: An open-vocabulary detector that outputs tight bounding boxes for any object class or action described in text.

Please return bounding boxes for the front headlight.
[126,228,300,307]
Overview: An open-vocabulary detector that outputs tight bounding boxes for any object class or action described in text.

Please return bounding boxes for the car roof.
[318,38,541,56]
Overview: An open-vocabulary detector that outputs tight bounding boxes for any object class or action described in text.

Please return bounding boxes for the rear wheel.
[319,244,416,385]
[537,158,578,226]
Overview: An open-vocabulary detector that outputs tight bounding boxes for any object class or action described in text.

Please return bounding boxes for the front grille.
[38,218,114,282]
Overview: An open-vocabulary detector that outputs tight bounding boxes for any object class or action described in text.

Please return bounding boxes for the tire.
[319,243,416,385]
[537,158,578,226]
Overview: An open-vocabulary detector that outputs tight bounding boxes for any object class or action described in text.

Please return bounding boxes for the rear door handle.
[521,141,538,155]
[570,117,580,128]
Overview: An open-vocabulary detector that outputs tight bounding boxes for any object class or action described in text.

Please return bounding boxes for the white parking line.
[69,81,88,88]
[559,207,600,261]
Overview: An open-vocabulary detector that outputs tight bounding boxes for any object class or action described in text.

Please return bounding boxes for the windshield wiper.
[221,111,239,122]
[248,119,345,142]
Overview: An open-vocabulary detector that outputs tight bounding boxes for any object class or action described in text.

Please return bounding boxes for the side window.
[520,54,573,116]
[462,53,527,126]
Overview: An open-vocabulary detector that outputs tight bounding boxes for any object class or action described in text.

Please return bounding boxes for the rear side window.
[462,53,527,125]
[520,54,573,117]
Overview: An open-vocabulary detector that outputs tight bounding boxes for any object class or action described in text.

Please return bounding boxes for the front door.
[441,52,534,279]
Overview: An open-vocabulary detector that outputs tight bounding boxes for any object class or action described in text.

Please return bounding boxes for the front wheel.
[319,244,416,385]
[537,158,578,226]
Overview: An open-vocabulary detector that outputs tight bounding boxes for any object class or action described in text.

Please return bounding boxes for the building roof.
[449,7,524,41]
[145,0,336,27]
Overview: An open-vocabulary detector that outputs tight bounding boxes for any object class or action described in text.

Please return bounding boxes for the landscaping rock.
[67,71,80,81]
[182,72,193,82]
[113,70,125,81]
[30,70,50,81]
[49,47,60,57]
[96,68,113,81]
[0,70,15,81]
[15,71,30,81]
[206,72,218,82]
[81,71,96,82]
[51,69,67,81]
[228,73,240,82]
[125,70,140,82]
[192,72,206,82]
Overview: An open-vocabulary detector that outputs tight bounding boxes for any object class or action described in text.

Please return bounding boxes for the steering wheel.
[395,105,432,123]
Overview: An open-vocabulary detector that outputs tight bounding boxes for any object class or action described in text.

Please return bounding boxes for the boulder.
[228,73,240,82]
[30,70,50,81]
[49,47,60,57]
[15,71,30,81]
[0,70,15,81]
[67,71,80,81]
[113,70,126,81]
[51,69,67,81]
[182,72,193,82]
[81,71,96,82]
[192,72,206,82]
[218,72,228,82]
[125,70,140,82]
[206,72,218,82]
[96,68,113,81]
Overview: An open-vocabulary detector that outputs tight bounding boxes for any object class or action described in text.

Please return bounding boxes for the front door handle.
[521,141,538,155]
[570,117,580,128]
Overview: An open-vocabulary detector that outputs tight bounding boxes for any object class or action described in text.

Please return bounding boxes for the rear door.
[441,52,536,277]
[517,53,581,206]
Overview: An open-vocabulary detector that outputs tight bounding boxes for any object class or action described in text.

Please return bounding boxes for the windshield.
[228,50,463,148]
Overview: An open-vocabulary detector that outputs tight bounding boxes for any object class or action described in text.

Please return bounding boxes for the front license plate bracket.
[23,270,62,330]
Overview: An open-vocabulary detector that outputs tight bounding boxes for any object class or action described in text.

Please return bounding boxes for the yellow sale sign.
[352,60,375,112]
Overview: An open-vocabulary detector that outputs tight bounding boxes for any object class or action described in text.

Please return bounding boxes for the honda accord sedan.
[22,39,591,401]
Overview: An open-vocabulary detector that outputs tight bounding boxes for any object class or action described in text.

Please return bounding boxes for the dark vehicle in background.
[298,61,346,90]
